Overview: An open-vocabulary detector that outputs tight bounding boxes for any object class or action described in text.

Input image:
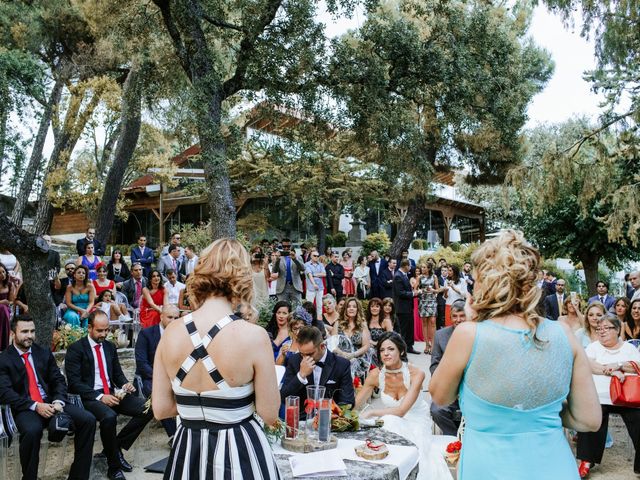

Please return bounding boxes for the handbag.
[48,410,75,443]
[609,361,640,407]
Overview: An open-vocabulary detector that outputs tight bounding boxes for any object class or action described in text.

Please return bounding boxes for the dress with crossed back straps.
[164,313,281,480]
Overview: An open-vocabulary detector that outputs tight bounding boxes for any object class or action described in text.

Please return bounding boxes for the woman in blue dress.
[62,265,95,328]
[430,230,601,479]
[76,242,101,281]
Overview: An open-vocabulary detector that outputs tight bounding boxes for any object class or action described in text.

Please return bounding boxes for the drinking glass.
[305,385,326,440]
[285,396,300,439]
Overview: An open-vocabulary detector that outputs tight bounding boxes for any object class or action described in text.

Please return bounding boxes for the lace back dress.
[459,319,577,479]
[165,313,280,479]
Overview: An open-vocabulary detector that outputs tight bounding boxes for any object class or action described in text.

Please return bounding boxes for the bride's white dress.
[378,363,452,480]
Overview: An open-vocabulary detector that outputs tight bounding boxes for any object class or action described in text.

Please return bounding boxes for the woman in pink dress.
[410,269,425,342]
[0,263,17,351]
[341,250,356,297]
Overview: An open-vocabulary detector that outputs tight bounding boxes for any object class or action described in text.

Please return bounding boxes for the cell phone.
[571,291,577,302]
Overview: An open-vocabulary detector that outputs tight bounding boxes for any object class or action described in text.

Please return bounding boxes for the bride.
[356,331,452,480]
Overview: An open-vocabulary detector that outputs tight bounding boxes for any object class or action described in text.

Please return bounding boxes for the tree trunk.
[389,198,426,259]
[580,254,600,297]
[0,73,8,182]
[11,77,64,226]
[0,210,56,346]
[95,65,144,247]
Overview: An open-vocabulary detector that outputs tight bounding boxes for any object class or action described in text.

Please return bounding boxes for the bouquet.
[445,440,462,465]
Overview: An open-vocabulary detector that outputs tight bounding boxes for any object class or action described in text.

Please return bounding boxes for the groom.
[280,326,355,418]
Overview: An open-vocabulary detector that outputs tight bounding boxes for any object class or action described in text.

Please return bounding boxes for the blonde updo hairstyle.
[186,238,255,321]
[471,230,543,342]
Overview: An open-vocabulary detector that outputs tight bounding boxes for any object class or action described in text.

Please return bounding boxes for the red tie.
[94,344,110,395]
[22,353,44,403]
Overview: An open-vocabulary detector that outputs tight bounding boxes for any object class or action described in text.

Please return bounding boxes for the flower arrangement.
[445,440,462,465]
[106,329,130,348]
[52,325,87,352]
[310,400,360,432]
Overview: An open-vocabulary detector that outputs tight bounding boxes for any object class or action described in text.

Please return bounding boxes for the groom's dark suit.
[280,350,355,418]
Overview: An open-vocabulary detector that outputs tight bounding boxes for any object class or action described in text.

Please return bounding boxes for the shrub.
[332,232,347,247]
[325,234,334,248]
[420,243,480,267]
[411,238,427,250]
[362,231,391,256]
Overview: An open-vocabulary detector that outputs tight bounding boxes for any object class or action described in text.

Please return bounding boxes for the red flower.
[304,399,317,415]
[353,377,361,388]
[446,441,462,453]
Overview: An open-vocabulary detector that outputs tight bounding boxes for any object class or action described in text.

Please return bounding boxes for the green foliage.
[257,297,278,328]
[420,243,480,267]
[325,234,334,248]
[411,238,427,250]
[362,231,391,256]
[333,232,347,247]
[170,222,213,253]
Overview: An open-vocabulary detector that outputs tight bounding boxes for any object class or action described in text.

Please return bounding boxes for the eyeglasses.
[595,326,617,332]
[312,254,319,257]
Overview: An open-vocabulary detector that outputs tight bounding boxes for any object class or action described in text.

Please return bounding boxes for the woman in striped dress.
[152,238,281,479]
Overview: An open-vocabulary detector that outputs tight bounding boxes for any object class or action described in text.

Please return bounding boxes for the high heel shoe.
[424,342,432,355]
[578,460,592,478]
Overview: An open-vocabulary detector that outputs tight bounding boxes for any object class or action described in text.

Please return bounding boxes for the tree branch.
[564,109,637,160]
[152,0,193,80]
[201,13,246,33]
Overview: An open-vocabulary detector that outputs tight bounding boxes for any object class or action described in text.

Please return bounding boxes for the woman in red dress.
[92,263,115,297]
[340,250,356,297]
[140,269,164,328]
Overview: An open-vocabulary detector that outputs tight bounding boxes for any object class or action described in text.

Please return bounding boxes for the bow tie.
[315,361,324,368]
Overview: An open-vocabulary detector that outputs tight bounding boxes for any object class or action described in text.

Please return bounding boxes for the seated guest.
[63,265,95,328]
[139,270,164,328]
[333,297,372,380]
[265,300,292,360]
[120,263,147,309]
[65,310,153,480]
[107,249,131,285]
[280,326,355,418]
[93,263,116,297]
[0,262,17,351]
[163,269,185,306]
[134,305,180,438]
[429,299,467,436]
[275,308,308,367]
[625,298,640,340]
[95,290,129,321]
[301,300,327,337]
[0,315,96,480]
[51,261,75,308]
[76,242,101,281]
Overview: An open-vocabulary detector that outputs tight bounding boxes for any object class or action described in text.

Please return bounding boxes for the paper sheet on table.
[275,365,285,386]
[289,450,347,477]
[338,438,419,480]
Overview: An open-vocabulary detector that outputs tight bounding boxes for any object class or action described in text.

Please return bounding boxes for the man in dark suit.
[397,249,416,277]
[379,258,397,299]
[120,263,147,309]
[588,281,616,311]
[75,227,105,257]
[326,252,345,300]
[65,310,153,480]
[129,235,155,278]
[435,264,448,329]
[429,300,467,435]
[134,305,180,438]
[544,278,566,320]
[280,326,355,418]
[393,259,420,354]
[0,315,96,480]
[367,250,386,299]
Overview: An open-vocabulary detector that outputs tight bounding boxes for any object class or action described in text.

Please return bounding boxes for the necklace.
[385,363,404,374]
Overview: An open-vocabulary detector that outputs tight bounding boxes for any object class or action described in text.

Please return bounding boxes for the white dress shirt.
[185,255,199,276]
[164,280,186,305]
[14,345,48,409]
[88,336,111,399]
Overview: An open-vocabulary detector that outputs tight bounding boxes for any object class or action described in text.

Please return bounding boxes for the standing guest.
[300,244,311,263]
[280,326,355,419]
[130,236,154,278]
[629,271,640,301]
[326,251,346,301]
[613,297,631,337]
[0,263,17,351]
[434,258,447,277]
[43,235,60,278]
[341,250,356,297]
[96,290,129,321]
[443,264,467,327]
[430,230,600,480]
[160,232,185,259]
[251,253,270,308]
[183,245,198,278]
[275,313,307,367]
[353,255,370,300]
[588,281,616,310]
[368,250,386,299]
[301,301,327,337]
[107,249,131,284]
[322,294,340,335]
[265,300,292,360]
[577,314,640,477]
[75,227,105,257]
[76,242,101,281]
[462,261,474,294]
[0,315,96,480]
[140,270,164,328]
[304,249,326,319]
[430,300,467,436]
[397,249,416,277]
[393,259,421,355]
[333,297,372,379]
[410,269,423,343]
[366,297,394,366]
[120,263,147,309]
[93,264,116,297]
[435,264,448,330]
[157,245,185,282]
[65,310,153,480]
[152,238,281,479]
[163,270,185,306]
[542,270,558,297]
[626,273,636,300]
[267,250,279,300]
[558,296,585,333]
[418,263,439,354]
[134,304,180,438]
[51,261,76,308]
[543,278,566,320]
[380,258,397,300]
[63,265,95,328]
[273,239,305,305]
[576,302,606,348]
[624,298,640,340]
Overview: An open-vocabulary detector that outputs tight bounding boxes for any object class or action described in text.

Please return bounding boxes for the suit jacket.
[429,326,454,375]
[0,344,68,414]
[280,350,355,416]
[157,255,185,282]
[130,246,155,277]
[65,337,129,401]
[392,270,414,314]
[326,262,345,295]
[76,237,105,257]
[367,259,387,299]
[379,268,395,299]
[544,293,565,320]
[271,255,304,294]
[588,294,616,311]
[47,249,61,275]
[134,325,161,396]
[121,276,148,307]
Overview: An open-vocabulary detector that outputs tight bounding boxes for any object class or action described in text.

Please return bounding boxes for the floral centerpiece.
[310,400,360,432]
[52,325,87,352]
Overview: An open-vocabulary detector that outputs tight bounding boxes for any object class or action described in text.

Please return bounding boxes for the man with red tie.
[65,310,153,480]
[0,315,96,480]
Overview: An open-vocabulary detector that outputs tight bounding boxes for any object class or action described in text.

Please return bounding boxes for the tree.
[328,0,553,257]
[506,119,640,295]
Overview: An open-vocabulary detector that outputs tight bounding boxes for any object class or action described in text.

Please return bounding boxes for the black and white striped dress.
[165,314,281,479]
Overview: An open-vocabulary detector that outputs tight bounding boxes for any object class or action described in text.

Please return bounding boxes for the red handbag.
[610,361,640,407]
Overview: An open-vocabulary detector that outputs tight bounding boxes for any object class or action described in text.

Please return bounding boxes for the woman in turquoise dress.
[63,265,95,328]
[430,230,601,479]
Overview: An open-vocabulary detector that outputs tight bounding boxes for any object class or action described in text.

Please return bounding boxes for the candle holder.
[285,396,300,439]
